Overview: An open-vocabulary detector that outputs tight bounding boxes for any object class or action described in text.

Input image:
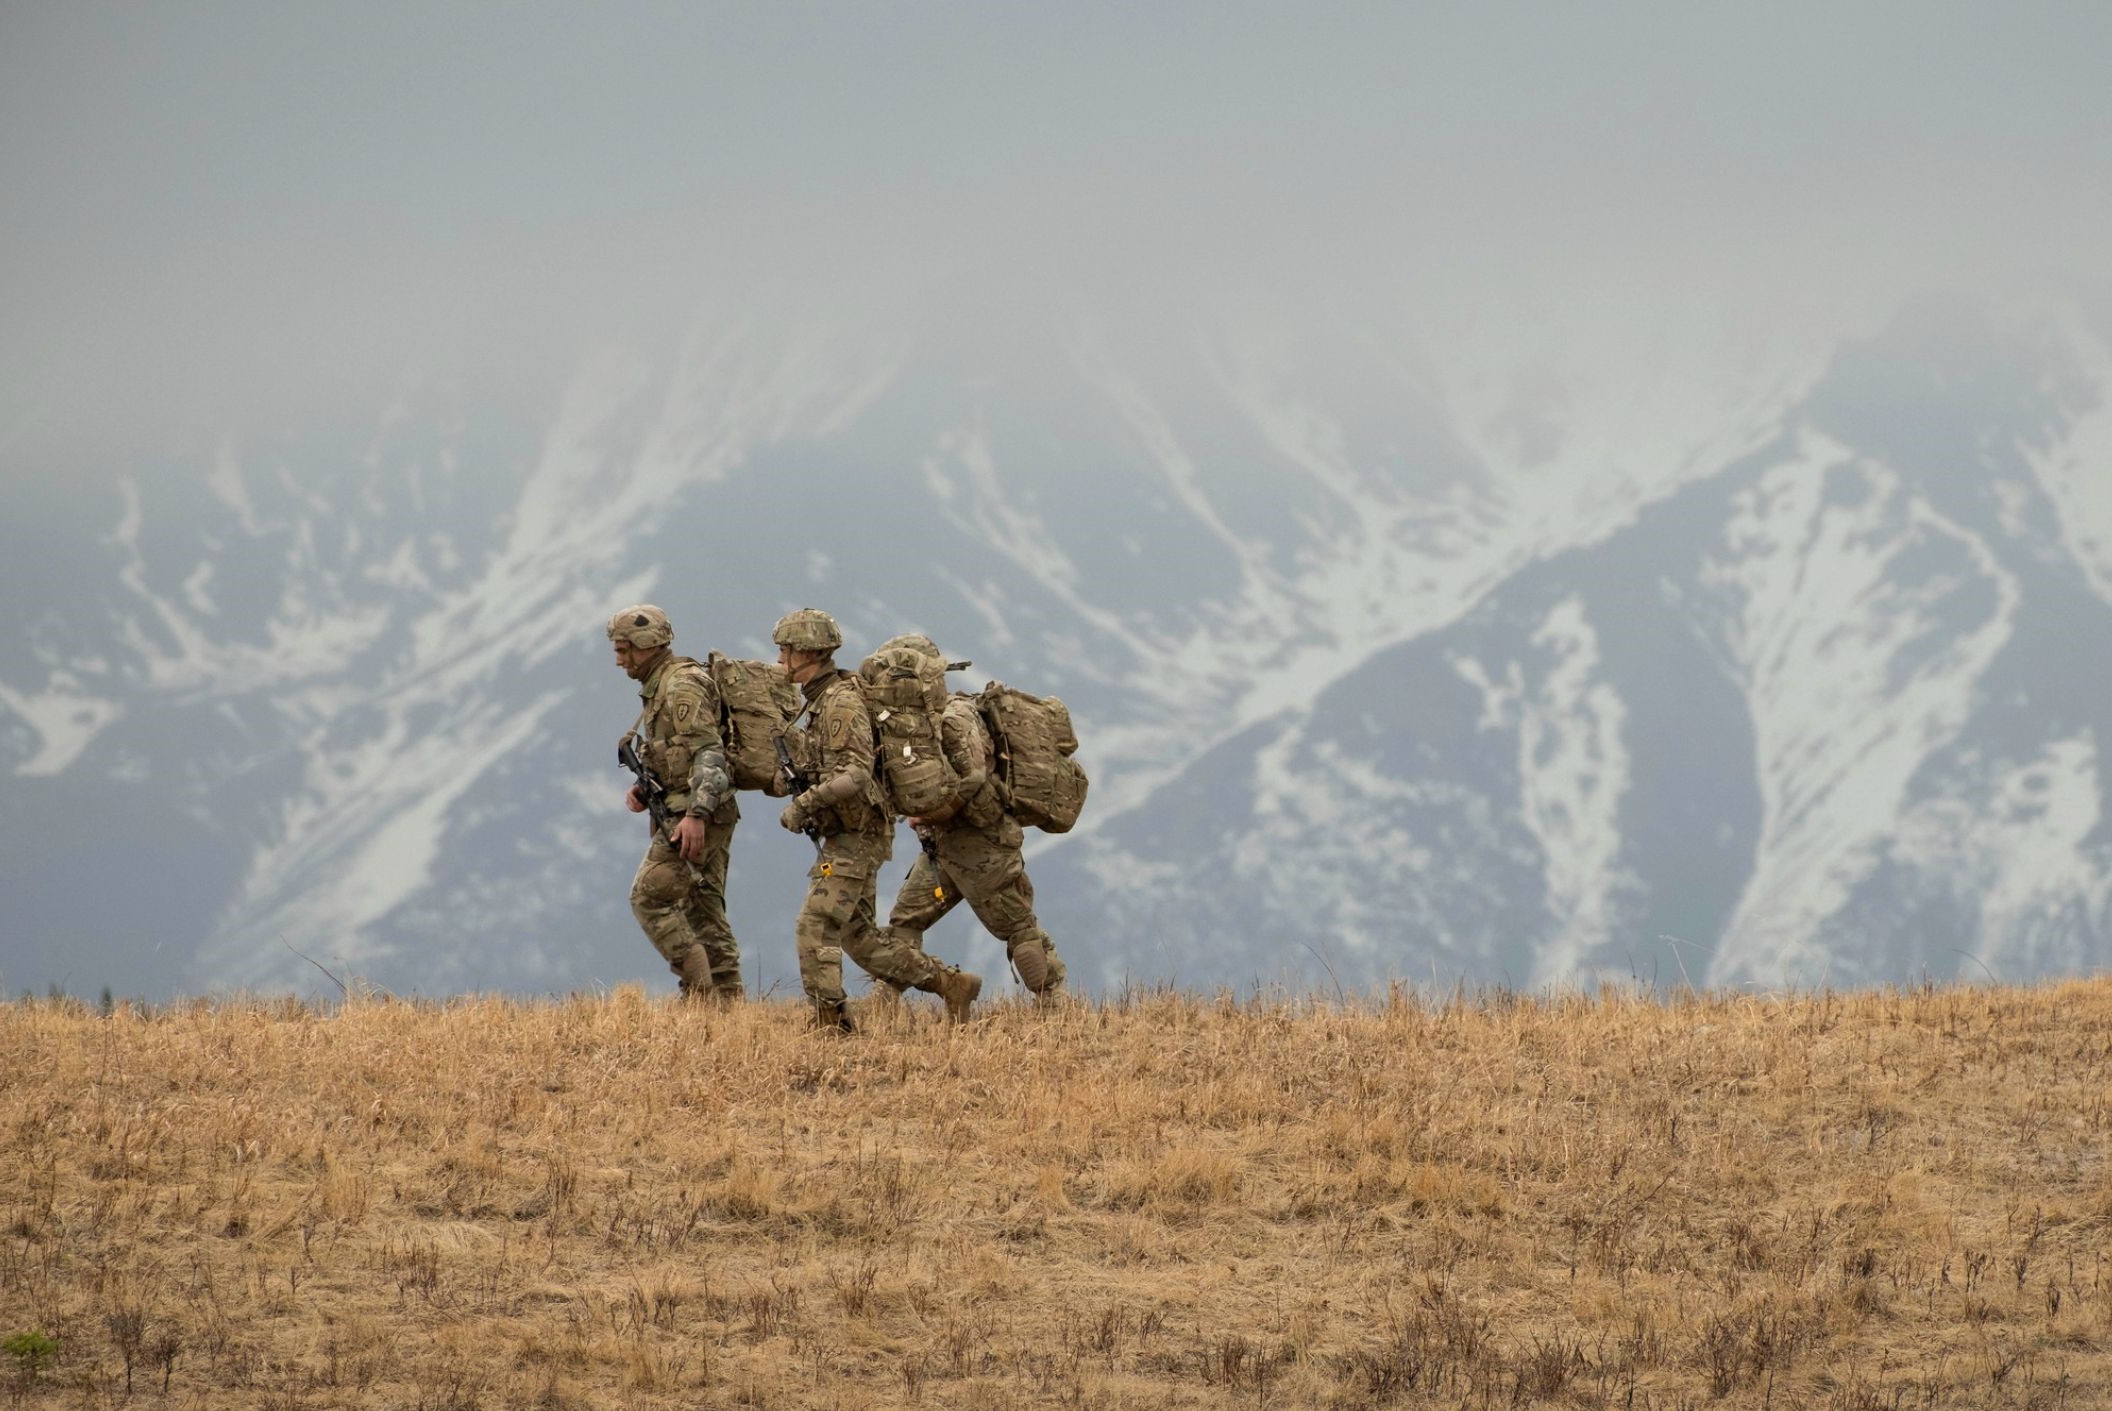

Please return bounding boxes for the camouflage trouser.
[796,834,934,1008]
[629,814,742,997]
[889,825,1066,994]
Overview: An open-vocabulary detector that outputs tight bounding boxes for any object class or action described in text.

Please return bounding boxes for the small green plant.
[3,1330,58,1378]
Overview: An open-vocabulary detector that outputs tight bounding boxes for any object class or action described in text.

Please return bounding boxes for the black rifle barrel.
[772,734,825,857]
[618,736,674,833]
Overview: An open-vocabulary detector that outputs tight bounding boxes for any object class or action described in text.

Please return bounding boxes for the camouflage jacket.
[789,668,890,839]
[627,654,737,822]
[929,694,1016,839]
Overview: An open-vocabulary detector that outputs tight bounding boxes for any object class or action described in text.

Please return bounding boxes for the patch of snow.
[182,560,218,616]
[363,539,434,593]
[1709,433,2021,984]
[558,769,627,818]
[1453,656,1524,734]
[1892,734,2108,978]
[206,442,267,535]
[931,567,1018,651]
[1511,599,1635,985]
[2027,316,2112,606]
[1079,846,1189,895]
[1238,721,1478,963]
[0,674,124,777]
[1432,295,1828,552]
[107,477,142,550]
[1086,329,1284,593]
[109,470,394,699]
[922,424,1169,678]
[200,694,561,985]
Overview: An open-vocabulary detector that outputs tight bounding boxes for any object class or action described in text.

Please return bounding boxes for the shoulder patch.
[660,678,710,728]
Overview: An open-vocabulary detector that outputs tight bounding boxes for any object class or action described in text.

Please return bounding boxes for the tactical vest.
[635,656,718,807]
[793,671,890,835]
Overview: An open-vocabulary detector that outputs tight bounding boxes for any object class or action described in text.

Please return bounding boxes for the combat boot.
[675,954,726,996]
[918,964,982,1023]
[812,998,856,1033]
[675,949,716,1002]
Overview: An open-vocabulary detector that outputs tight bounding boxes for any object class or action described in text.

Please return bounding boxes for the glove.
[779,795,813,834]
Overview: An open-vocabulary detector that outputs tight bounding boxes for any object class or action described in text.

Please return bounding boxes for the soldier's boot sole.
[1011,942,1050,995]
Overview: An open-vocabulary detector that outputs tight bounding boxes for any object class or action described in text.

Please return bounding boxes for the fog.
[3,1,2109,473]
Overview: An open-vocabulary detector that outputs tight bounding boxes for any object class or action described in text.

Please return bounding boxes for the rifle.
[618,734,675,834]
[773,734,825,857]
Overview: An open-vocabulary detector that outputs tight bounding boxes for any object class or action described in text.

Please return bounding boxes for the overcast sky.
[4,1,2109,470]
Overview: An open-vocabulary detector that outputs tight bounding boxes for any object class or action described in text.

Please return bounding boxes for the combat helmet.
[876,632,971,673]
[772,608,843,653]
[606,604,674,649]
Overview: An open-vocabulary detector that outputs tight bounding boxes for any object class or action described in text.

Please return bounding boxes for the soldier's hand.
[671,813,708,861]
[624,785,647,814]
[779,796,811,834]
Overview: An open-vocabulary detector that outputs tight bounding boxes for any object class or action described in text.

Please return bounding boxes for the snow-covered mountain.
[4,293,2108,1000]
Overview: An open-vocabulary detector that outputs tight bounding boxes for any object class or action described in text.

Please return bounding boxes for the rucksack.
[705,653,802,793]
[977,683,1089,833]
[857,645,959,816]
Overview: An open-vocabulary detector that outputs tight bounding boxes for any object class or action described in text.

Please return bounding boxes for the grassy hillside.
[3,979,2110,1409]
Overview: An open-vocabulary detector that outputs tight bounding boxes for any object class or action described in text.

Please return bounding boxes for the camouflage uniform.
[776,611,978,1026]
[612,608,743,1000]
[875,633,1065,997]
[891,692,1068,998]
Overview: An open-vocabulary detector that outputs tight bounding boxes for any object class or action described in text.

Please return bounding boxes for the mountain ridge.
[3,294,2105,1000]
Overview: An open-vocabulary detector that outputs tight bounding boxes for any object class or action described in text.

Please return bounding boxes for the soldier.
[608,604,744,1002]
[772,609,982,1030]
[880,633,1069,1004]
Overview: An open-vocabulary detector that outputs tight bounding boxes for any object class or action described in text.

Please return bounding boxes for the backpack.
[857,645,960,816]
[977,683,1089,833]
[705,653,803,793]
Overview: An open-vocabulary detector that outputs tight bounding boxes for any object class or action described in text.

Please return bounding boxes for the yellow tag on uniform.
[821,862,834,878]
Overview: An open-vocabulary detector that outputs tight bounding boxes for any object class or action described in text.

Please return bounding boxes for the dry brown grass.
[4,977,2111,1409]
